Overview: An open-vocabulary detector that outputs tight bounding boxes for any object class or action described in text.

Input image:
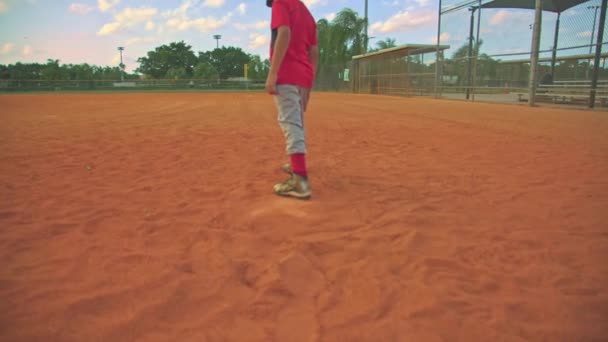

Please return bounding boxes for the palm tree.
[316,8,367,89]
[375,38,397,50]
[449,39,484,87]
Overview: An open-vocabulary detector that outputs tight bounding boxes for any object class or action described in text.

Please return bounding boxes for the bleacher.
[513,80,608,107]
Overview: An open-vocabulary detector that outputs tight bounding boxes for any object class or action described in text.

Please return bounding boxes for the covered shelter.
[479,0,593,77]
[351,44,450,96]
[450,0,606,107]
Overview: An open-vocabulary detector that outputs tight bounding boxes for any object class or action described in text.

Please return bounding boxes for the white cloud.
[203,0,225,8]
[166,14,231,32]
[0,1,8,13]
[237,3,246,15]
[97,22,121,36]
[249,33,269,49]
[255,20,269,29]
[69,3,94,15]
[490,10,509,25]
[488,10,533,29]
[301,0,327,7]
[434,33,464,46]
[163,0,196,18]
[111,53,121,65]
[162,3,184,17]
[22,45,33,56]
[160,1,231,34]
[126,37,156,46]
[97,7,159,36]
[382,0,400,6]
[370,10,434,34]
[415,0,430,6]
[234,20,269,31]
[115,7,158,24]
[0,42,14,55]
[566,9,579,17]
[577,31,592,38]
[98,0,120,12]
[492,47,527,55]
[431,32,451,44]
[145,21,156,31]
[325,12,336,21]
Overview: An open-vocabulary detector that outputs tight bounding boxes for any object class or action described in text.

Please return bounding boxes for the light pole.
[587,5,600,79]
[466,6,477,100]
[213,35,222,49]
[117,46,125,81]
[364,0,369,52]
[588,5,600,54]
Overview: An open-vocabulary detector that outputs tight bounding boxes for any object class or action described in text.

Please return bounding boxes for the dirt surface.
[1,92,607,341]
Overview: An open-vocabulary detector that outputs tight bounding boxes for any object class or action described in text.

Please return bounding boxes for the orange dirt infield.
[1,92,607,341]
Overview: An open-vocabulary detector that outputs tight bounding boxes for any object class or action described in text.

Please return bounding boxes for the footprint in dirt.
[248,197,317,219]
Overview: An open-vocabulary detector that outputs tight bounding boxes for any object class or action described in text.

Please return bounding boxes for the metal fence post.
[466,7,475,100]
[528,0,543,107]
[472,0,482,101]
[589,0,607,108]
[435,0,442,98]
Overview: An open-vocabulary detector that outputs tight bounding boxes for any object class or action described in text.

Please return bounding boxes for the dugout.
[351,44,450,96]
[496,52,608,88]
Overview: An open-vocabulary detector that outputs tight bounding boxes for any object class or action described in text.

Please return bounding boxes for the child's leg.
[272,84,312,199]
[275,84,307,177]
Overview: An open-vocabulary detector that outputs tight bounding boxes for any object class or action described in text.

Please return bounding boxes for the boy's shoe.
[281,163,292,174]
[273,174,311,199]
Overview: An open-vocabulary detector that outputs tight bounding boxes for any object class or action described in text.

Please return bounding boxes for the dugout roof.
[498,52,608,64]
[352,44,451,61]
[480,0,591,13]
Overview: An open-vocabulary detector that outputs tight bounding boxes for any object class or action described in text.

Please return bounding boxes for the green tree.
[7,62,43,79]
[247,55,270,80]
[0,64,8,79]
[199,46,250,79]
[374,37,397,51]
[447,39,483,86]
[67,64,93,80]
[166,66,187,79]
[93,66,124,80]
[194,61,219,79]
[42,59,61,80]
[136,41,197,79]
[2,61,137,81]
[316,8,367,89]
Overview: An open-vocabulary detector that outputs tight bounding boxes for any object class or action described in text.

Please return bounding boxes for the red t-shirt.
[270,0,317,89]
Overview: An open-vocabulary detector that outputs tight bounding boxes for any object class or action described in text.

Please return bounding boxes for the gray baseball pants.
[274,84,310,155]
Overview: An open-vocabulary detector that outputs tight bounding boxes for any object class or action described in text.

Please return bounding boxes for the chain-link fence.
[314,62,353,92]
[436,0,608,107]
[0,78,267,92]
[350,45,446,96]
[3,1,606,108]
[311,0,607,108]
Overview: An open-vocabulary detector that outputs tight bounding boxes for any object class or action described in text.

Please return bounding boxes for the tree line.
[0,42,270,81]
[135,41,270,80]
[0,8,395,83]
[0,59,139,81]
[8,7,596,86]
[1,6,602,86]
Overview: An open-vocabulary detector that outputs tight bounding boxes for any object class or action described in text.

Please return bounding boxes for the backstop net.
[437,0,608,106]
[350,45,450,96]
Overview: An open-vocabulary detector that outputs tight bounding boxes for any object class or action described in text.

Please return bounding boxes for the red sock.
[290,153,307,178]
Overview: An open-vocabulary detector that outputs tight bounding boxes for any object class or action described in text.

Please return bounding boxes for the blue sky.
[0,0,601,71]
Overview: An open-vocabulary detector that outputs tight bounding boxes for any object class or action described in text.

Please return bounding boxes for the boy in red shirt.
[266,0,318,200]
